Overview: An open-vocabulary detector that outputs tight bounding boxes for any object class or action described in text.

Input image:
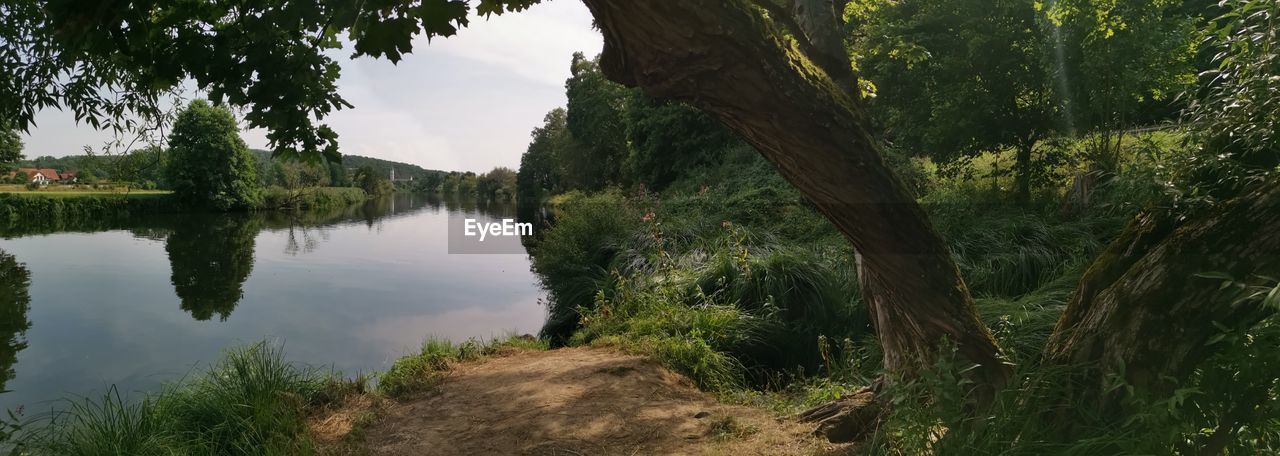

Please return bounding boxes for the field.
[0,185,172,198]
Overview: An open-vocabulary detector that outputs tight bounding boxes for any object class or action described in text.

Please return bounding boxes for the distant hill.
[250,149,445,181]
[12,150,448,182]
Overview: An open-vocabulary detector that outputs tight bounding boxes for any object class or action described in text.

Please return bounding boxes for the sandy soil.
[312,347,833,455]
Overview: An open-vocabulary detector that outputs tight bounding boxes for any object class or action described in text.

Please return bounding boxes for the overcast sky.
[19,1,602,174]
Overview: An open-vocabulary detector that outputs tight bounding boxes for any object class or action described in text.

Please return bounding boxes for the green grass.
[261,187,367,210]
[1,191,172,198]
[525,132,1267,452]
[378,334,548,398]
[6,342,358,455]
[2,335,548,454]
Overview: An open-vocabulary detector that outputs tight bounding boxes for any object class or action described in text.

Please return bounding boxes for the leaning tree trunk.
[1044,180,1280,427]
[578,0,1010,392]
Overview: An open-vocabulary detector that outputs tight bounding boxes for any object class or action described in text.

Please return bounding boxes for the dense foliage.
[3,0,1279,452]
[852,0,1197,202]
[164,101,262,210]
[0,129,21,166]
[516,57,740,204]
[517,0,1280,452]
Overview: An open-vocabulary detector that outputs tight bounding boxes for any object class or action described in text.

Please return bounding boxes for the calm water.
[0,194,547,413]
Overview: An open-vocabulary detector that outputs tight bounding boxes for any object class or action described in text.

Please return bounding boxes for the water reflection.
[0,250,31,394]
[166,215,260,321]
[0,192,547,414]
[163,194,443,321]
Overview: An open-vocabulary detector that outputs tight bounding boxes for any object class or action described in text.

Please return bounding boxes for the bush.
[8,342,350,455]
[0,193,173,236]
[261,187,366,211]
[532,191,640,344]
[165,100,262,211]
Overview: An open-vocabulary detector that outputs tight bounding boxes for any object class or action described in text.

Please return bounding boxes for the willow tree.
[2,0,1276,438]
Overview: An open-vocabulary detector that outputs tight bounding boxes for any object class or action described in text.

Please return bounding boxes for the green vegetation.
[406,167,519,203]
[165,100,263,211]
[352,166,394,197]
[5,343,361,455]
[378,335,547,398]
[515,1,1280,451]
[260,187,366,211]
[517,56,736,202]
[0,193,173,234]
[1,336,547,454]
[0,129,21,166]
[3,0,1280,453]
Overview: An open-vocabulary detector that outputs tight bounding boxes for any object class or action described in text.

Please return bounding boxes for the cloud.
[419,1,602,87]
[23,1,602,174]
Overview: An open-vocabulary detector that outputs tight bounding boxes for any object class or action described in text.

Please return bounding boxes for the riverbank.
[0,187,366,234]
[316,346,830,455]
[1,338,831,455]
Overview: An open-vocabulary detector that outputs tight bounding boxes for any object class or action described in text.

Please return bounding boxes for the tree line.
[2,0,1278,451]
[517,52,737,204]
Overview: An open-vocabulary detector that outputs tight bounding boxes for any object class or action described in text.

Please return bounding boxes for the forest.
[511,0,1280,453]
[0,0,1275,454]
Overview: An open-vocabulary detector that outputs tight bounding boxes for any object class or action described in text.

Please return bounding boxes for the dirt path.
[315,347,832,455]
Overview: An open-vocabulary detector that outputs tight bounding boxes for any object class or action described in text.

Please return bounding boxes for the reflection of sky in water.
[0,197,546,412]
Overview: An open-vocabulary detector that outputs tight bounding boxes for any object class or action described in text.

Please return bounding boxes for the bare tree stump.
[796,386,882,443]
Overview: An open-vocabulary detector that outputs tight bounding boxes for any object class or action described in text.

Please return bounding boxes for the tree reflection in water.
[0,250,31,393]
[165,214,259,321]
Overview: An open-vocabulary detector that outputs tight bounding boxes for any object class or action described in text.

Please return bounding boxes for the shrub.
[165,100,262,211]
[9,342,344,455]
[532,191,640,344]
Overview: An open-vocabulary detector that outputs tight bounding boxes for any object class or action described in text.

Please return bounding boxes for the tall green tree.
[517,108,569,204]
[328,162,350,187]
[855,0,1059,204]
[477,166,517,202]
[165,100,262,210]
[562,53,629,190]
[353,165,392,196]
[624,92,735,190]
[1049,0,1199,171]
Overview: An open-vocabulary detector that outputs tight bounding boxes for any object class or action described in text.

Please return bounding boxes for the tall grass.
[534,188,870,389]
[8,342,354,455]
[532,191,640,344]
[260,187,367,211]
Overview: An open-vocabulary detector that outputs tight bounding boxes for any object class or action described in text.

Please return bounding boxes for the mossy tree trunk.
[578,0,1010,392]
[1043,181,1280,427]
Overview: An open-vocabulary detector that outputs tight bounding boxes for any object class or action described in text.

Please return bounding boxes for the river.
[0,193,547,414]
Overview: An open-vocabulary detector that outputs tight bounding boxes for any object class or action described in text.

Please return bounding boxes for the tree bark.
[578,0,1009,391]
[1014,140,1033,206]
[1044,181,1280,419]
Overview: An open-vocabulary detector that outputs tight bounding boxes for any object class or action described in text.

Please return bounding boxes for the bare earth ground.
[311,347,835,455]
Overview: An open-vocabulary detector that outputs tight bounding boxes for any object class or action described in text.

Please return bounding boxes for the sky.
[19,1,603,174]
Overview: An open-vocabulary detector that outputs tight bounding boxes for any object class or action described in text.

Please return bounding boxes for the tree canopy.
[0,128,21,165]
[0,0,539,163]
[165,100,261,210]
